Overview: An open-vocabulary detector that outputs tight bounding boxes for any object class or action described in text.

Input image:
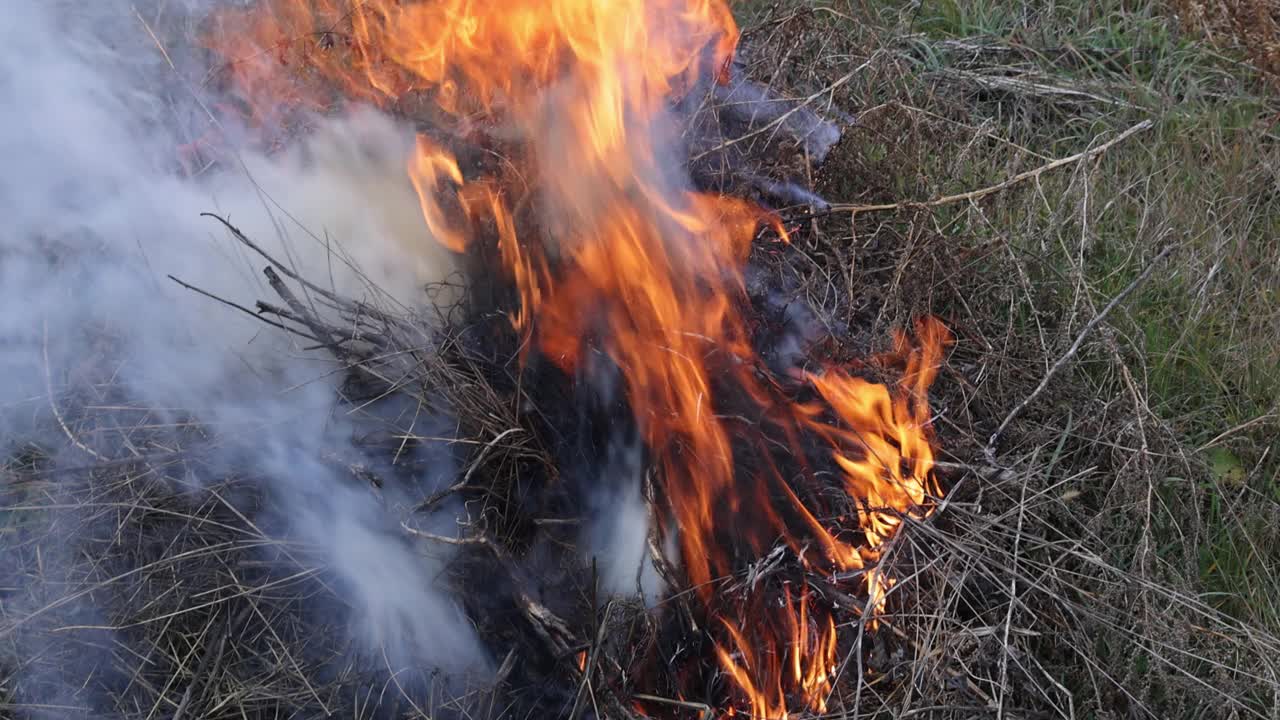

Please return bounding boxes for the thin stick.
[43,318,103,461]
[171,606,245,720]
[632,694,715,720]
[399,525,492,546]
[996,449,1032,720]
[568,601,613,720]
[167,274,319,342]
[985,244,1174,460]
[415,428,524,511]
[931,460,1014,482]
[819,119,1154,217]
[3,450,189,481]
[201,214,357,314]
[263,266,345,354]
[689,56,875,163]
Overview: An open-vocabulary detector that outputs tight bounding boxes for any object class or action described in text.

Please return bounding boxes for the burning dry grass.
[4,0,1280,719]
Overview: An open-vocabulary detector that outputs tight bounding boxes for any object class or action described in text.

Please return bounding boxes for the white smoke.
[588,438,664,601]
[0,0,486,702]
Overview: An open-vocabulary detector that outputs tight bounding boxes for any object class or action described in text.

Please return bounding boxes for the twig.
[568,601,613,720]
[257,265,405,393]
[1195,412,1278,453]
[996,450,1032,720]
[5,450,191,481]
[931,460,1014,483]
[689,57,874,163]
[937,67,1137,109]
[263,267,343,351]
[172,606,248,720]
[801,119,1153,219]
[253,300,306,325]
[493,648,518,687]
[200,214,366,317]
[985,245,1174,460]
[42,318,103,461]
[809,576,868,616]
[632,693,715,720]
[168,274,320,342]
[415,428,525,512]
[399,524,493,547]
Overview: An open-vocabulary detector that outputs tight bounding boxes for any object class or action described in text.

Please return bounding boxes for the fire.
[203,0,951,717]
[714,585,840,719]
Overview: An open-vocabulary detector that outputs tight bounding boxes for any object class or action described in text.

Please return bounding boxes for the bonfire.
[191,0,955,715]
[6,1,1274,720]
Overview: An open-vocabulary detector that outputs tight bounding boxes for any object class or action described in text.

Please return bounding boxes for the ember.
[201,0,951,717]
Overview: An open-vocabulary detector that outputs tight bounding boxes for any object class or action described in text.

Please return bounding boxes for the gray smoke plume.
[0,0,487,712]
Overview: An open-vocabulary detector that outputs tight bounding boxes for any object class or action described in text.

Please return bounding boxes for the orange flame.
[204,1,950,717]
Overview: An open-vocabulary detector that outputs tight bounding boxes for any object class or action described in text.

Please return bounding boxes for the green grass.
[850,0,1275,505]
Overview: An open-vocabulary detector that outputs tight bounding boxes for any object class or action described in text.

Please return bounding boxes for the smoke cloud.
[0,0,487,710]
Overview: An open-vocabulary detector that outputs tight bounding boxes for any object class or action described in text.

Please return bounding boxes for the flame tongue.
[204,0,950,717]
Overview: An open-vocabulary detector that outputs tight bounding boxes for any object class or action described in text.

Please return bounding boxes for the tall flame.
[204,1,951,716]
